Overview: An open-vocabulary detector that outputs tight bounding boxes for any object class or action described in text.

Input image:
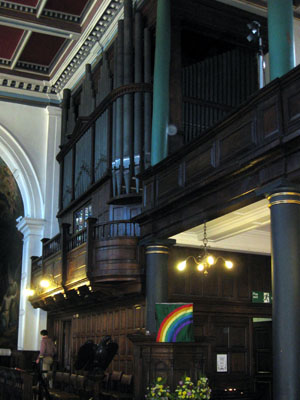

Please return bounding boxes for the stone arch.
[0,123,44,219]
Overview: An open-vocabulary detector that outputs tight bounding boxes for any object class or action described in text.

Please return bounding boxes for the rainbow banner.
[156,303,194,342]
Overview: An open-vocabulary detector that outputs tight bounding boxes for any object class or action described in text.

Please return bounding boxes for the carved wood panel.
[51,302,146,374]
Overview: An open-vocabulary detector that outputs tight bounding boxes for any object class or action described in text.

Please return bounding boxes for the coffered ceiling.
[0,0,123,102]
[0,0,299,104]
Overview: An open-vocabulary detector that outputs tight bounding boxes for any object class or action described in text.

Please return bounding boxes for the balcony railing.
[67,228,87,251]
[94,220,140,240]
[43,234,61,258]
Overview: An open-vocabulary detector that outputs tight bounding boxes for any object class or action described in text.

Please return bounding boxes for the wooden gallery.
[0,0,300,399]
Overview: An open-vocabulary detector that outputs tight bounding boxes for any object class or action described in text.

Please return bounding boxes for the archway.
[0,123,47,350]
[0,123,44,219]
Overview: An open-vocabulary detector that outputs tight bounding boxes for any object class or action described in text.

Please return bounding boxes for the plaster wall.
[0,100,62,350]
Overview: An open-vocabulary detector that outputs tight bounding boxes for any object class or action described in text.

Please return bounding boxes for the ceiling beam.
[10,30,32,69]
[36,0,48,18]
[0,10,81,39]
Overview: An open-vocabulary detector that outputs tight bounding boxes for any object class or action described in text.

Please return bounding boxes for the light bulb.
[177,260,187,271]
[40,279,50,288]
[225,260,233,269]
[197,263,204,272]
[207,255,215,265]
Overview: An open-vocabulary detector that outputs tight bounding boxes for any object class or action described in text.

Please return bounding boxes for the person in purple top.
[36,329,56,386]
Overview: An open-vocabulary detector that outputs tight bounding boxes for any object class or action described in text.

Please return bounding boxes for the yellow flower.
[157,377,162,382]
[186,377,191,382]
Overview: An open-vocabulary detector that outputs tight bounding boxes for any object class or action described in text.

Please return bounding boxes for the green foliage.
[145,375,211,400]
[145,376,172,399]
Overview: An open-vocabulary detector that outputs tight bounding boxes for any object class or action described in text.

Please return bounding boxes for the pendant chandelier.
[177,222,234,275]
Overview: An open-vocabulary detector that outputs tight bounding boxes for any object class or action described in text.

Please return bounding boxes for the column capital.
[17,217,45,238]
[268,191,300,208]
[46,105,62,118]
[256,178,300,198]
[139,238,176,248]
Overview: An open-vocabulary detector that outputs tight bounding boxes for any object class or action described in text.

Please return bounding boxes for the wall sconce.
[177,222,234,275]
[39,274,59,289]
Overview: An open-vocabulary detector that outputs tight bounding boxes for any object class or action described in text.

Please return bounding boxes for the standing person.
[36,329,56,385]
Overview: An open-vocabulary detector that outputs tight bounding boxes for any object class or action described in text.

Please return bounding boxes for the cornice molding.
[51,0,124,93]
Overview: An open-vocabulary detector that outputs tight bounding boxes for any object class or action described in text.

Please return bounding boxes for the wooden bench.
[33,371,91,400]
[0,367,33,400]
[100,371,134,400]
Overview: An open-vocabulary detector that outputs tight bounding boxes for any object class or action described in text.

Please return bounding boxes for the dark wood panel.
[156,166,181,200]
[93,237,142,281]
[66,244,87,284]
[219,120,255,162]
[185,147,212,185]
[169,247,271,303]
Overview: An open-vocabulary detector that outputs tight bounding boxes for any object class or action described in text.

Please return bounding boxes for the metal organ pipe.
[144,27,152,169]
[61,89,71,145]
[112,40,118,197]
[123,0,134,194]
[134,11,143,192]
[115,19,124,196]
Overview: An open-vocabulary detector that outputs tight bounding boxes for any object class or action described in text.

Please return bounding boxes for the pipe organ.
[182,47,258,143]
[60,0,153,210]
[59,0,259,211]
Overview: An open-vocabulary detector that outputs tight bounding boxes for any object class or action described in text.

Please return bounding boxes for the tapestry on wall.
[156,303,194,342]
[0,158,24,349]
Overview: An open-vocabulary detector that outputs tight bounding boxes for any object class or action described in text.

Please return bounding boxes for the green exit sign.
[252,291,272,304]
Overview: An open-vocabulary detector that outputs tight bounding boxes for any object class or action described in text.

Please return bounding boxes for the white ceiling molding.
[0,15,81,39]
[170,199,271,255]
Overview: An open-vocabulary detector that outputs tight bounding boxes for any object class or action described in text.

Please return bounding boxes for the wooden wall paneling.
[102,312,108,335]
[281,73,300,138]
[202,265,219,297]
[237,257,250,299]
[114,310,119,332]
[221,269,235,299]
[137,304,146,329]
[66,245,87,284]
[184,147,212,186]
[93,237,141,280]
[127,307,134,330]
[219,116,256,163]
[156,166,181,202]
[108,311,113,332]
[257,92,281,143]
[231,352,247,373]
[121,308,127,330]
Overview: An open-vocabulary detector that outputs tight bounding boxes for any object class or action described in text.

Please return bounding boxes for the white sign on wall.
[217,354,228,372]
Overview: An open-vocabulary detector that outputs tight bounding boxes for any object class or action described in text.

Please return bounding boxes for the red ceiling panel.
[45,0,90,16]
[6,0,39,6]
[19,32,65,66]
[0,26,24,60]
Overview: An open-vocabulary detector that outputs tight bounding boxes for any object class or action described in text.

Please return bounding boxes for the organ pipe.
[61,89,71,145]
[115,19,124,196]
[134,11,143,192]
[182,47,258,142]
[144,27,152,169]
[123,0,134,194]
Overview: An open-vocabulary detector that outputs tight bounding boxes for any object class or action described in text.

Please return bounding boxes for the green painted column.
[151,0,171,166]
[268,0,295,80]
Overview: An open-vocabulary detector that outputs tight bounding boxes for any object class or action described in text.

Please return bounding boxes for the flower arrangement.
[145,375,211,400]
[145,376,172,399]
